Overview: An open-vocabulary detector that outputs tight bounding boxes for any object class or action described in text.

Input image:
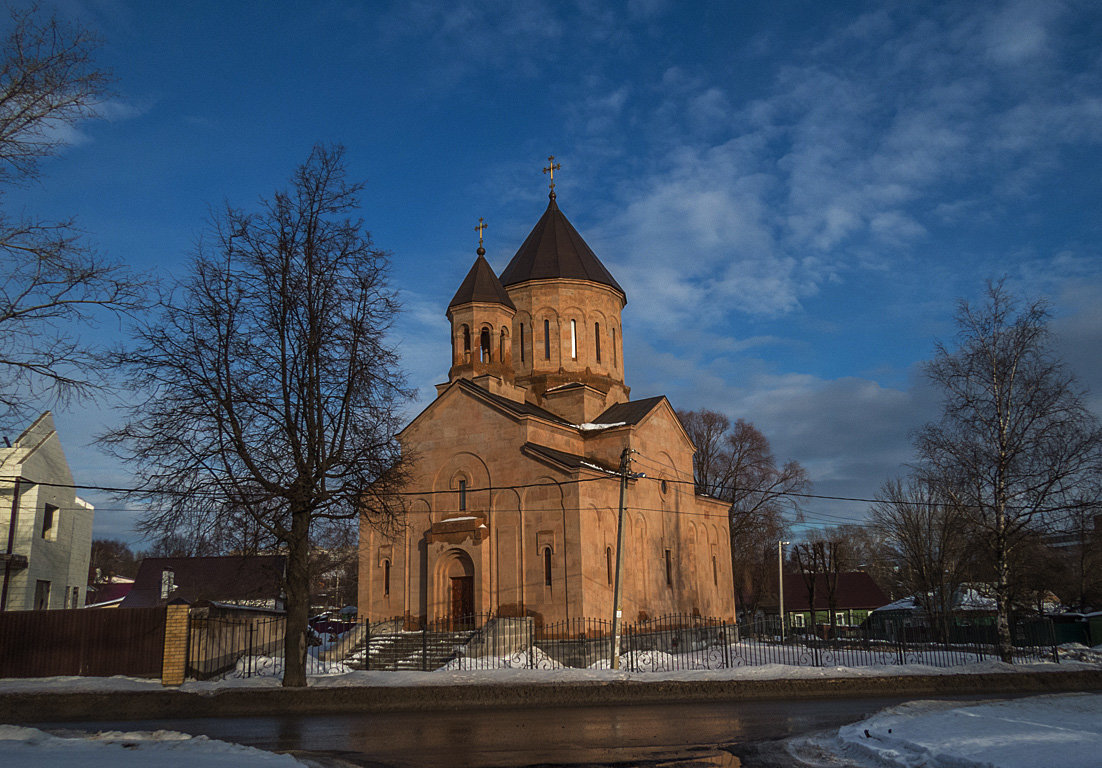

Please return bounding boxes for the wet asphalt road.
[37,693,1014,768]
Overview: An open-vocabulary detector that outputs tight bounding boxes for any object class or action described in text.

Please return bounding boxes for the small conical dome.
[499,196,625,301]
[448,253,516,310]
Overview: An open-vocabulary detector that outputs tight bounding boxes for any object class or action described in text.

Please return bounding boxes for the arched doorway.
[438,549,475,625]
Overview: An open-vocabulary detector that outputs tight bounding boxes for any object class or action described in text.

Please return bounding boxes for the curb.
[4,669,1101,722]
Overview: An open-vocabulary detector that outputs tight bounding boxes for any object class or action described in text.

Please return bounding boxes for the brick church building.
[359,181,736,624]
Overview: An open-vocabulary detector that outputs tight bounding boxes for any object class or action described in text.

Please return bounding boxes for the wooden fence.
[0,606,167,678]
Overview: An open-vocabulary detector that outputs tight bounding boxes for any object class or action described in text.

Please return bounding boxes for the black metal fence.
[192,610,1060,679]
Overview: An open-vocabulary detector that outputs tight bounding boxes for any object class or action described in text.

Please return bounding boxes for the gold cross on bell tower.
[543,155,561,198]
[475,217,487,255]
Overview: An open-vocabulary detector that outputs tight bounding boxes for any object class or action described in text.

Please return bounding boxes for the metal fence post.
[365,618,371,671]
[422,621,428,672]
[722,621,730,669]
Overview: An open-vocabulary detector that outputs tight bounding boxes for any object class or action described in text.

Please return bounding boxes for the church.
[359,167,736,624]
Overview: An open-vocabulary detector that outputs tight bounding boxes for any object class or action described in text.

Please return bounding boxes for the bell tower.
[445,220,523,400]
[497,159,630,416]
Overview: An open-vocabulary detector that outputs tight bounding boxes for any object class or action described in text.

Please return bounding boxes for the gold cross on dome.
[475,217,487,248]
[542,155,561,191]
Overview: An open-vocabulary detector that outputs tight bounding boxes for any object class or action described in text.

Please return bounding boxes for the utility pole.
[610,448,644,669]
[778,539,789,641]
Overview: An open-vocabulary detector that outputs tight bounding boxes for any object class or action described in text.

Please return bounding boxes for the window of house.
[458,479,467,512]
[665,549,672,587]
[519,323,525,363]
[594,322,601,363]
[544,319,550,360]
[462,325,471,359]
[383,560,391,597]
[480,327,492,363]
[71,586,79,608]
[41,503,58,540]
[570,319,577,360]
[606,547,613,586]
[34,580,50,610]
[791,613,805,628]
[499,329,508,362]
[835,611,846,626]
[712,556,718,586]
[543,546,553,587]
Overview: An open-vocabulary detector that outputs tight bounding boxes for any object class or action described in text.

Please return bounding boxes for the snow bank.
[790,693,1102,768]
[0,725,306,767]
[442,647,563,670]
[229,654,350,678]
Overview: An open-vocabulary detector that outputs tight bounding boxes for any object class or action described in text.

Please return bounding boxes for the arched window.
[458,479,467,512]
[595,322,601,363]
[570,319,577,360]
[606,547,613,586]
[383,559,391,596]
[665,549,673,587]
[462,325,471,361]
[544,319,551,360]
[712,556,718,586]
[480,327,491,363]
[612,327,617,367]
[500,328,508,362]
[543,547,553,587]
[519,323,525,363]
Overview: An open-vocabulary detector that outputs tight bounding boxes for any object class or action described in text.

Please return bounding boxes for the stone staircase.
[345,628,480,671]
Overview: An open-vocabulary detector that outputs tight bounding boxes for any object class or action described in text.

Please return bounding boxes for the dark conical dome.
[448,253,516,310]
[499,196,625,300]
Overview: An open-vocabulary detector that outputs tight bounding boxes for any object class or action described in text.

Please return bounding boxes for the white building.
[0,412,94,611]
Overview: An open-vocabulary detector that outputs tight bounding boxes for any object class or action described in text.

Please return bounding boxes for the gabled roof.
[781,572,889,611]
[120,555,286,608]
[499,196,625,299]
[592,396,667,426]
[521,442,619,474]
[456,379,571,425]
[448,253,515,310]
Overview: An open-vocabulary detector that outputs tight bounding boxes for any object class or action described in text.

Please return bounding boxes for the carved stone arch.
[478,323,494,363]
[433,451,491,517]
[513,310,533,365]
[457,323,472,365]
[533,306,560,364]
[561,304,586,363]
[433,547,476,618]
[499,326,510,365]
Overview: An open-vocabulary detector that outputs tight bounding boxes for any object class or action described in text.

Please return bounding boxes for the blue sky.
[9,0,1102,544]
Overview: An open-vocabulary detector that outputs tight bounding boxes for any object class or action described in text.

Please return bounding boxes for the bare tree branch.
[102,145,412,687]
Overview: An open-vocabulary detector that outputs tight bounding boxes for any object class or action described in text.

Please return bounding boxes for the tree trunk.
[995,546,1014,663]
[282,508,312,687]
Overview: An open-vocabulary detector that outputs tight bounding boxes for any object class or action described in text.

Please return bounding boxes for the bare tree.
[869,477,972,642]
[0,6,146,428]
[916,281,1102,661]
[678,410,808,618]
[103,146,410,687]
[88,538,139,583]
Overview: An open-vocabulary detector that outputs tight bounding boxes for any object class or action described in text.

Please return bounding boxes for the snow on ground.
[0,657,1098,694]
[0,725,306,767]
[789,693,1102,768]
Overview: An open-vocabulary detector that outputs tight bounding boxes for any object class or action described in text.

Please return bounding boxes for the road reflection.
[39,694,1001,768]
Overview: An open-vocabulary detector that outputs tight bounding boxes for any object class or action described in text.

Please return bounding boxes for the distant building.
[765,572,889,631]
[359,183,737,624]
[0,412,94,611]
[119,555,286,610]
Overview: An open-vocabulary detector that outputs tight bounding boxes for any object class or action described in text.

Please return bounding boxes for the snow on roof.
[572,421,627,431]
[441,516,476,522]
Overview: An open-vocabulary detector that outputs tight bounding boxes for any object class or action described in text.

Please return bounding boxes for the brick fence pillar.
[161,600,190,686]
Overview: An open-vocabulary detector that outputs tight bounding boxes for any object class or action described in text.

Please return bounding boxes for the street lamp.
[778,540,789,641]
